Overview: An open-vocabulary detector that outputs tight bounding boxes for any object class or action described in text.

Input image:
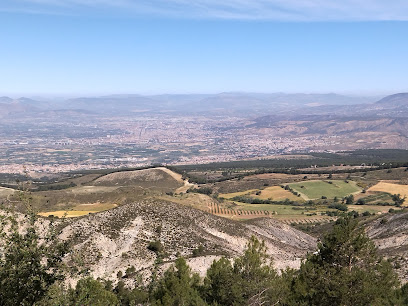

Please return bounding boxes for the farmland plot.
[288,180,361,200]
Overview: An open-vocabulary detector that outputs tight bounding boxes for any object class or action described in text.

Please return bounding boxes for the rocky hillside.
[367,212,408,281]
[58,199,316,284]
[250,93,408,139]
[375,93,408,108]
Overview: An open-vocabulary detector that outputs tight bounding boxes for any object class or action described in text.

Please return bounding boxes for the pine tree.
[152,257,206,306]
[233,236,277,303]
[203,236,280,305]
[68,277,119,305]
[0,204,68,305]
[203,257,243,305]
[290,217,399,305]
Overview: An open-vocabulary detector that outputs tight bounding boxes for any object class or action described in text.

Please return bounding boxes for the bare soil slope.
[366,212,408,281]
[59,199,316,282]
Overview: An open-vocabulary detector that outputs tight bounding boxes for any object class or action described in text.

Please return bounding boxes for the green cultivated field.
[288,180,361,200]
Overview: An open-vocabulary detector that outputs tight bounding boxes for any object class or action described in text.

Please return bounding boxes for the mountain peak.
[376,93,408,107]
[0,96,13,103]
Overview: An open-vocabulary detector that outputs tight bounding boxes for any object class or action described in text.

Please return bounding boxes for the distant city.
[1,92,408,174]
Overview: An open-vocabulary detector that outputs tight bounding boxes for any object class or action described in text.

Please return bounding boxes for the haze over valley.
[1,92,408,173]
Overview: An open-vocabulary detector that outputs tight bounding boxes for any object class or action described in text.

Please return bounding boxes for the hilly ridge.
[0,92,381,116]
[247,93,408,149]
[4,165,408,289]
[58,198,316,282]
[375,93,408,108]
[367,211,408,280]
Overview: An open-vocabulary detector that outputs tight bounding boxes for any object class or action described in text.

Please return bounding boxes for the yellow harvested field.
[368,182,408,199]
[220,186,299,201]
[159,193,214,208]
[38,211,94,218]
[255,186,300,201]
[219,189,258,199]
[38,203,117,218]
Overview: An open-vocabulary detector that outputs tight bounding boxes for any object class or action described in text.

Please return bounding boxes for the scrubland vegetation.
[1,160,408,305]
[1,206,406,305]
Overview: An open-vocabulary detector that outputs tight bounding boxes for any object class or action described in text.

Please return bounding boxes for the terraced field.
[278,216,336,225]
[288,180,361,200]
[214,180,385,223]
[207,202,335,223]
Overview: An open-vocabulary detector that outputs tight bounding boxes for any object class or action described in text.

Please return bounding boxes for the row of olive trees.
[1,200,407,305]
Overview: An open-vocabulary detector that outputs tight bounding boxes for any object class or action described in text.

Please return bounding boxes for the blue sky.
[0,1,408,96]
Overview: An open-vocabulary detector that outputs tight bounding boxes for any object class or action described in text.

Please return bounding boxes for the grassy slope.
[8,167,404,223]
[288,180,361,200]
[31,168,183,216]
[220,186,300,201]
[0,186,15,198]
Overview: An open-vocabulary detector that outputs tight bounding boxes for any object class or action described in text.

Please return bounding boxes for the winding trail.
[157,167,196,193]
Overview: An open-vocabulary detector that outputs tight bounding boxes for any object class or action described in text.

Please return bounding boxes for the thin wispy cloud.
[2,0,408,20]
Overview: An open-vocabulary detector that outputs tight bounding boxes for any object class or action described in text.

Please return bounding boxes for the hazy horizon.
[0,91,396,100]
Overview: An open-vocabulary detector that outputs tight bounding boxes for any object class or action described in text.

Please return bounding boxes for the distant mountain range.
[249,93,408,142]
[0,92,385,117]
[0,97,41,116]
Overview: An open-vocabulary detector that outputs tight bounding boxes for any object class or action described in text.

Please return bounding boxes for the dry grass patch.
[255,186,300,201]
[38,203,117,218]
[0,187,15,198]
[92,168,183,190]
[368,182,408,200]
[157,167,184,183]
[348,204,400,214]
[157,193,216,211]
[72,203,117,211]
[38,211,93,218]
[219,189,258,199]
[70,186,120,194]
[220,186,299,201]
